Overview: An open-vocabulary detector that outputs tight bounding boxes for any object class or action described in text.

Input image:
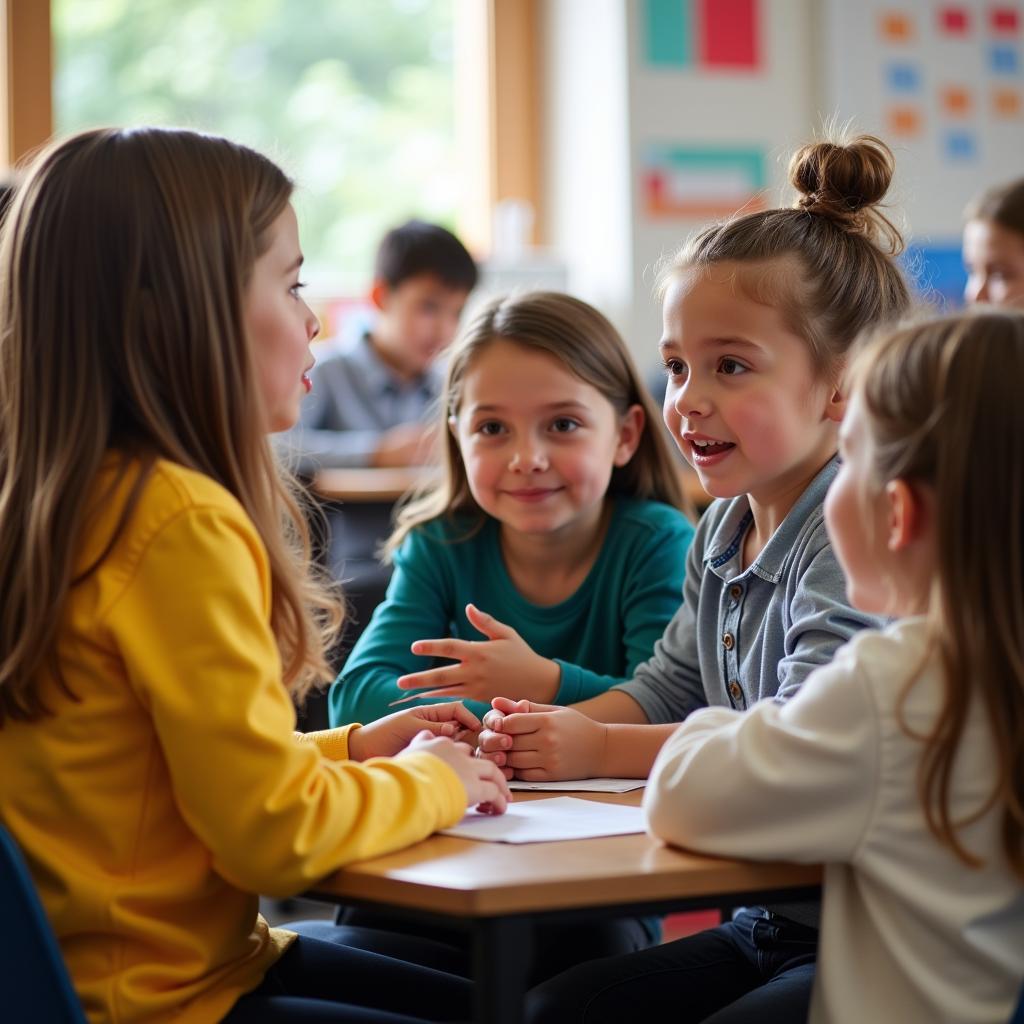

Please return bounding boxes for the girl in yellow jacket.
[0,127,509,1024]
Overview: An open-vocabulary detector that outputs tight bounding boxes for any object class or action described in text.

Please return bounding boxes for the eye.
[289,280,307,299]
[550,417,580,434]
[477,421,505,436]
[718,357,748,376]
[663,357,686,379]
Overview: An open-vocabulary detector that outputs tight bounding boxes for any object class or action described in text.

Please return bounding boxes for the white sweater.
[645,618,1024,1024]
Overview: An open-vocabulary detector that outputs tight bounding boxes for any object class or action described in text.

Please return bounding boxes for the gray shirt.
[614,456,882,723]
[616,455,879,927]
[276,333,443,473]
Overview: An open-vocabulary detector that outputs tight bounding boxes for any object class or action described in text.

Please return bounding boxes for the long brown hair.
[0,127,343,723]
[660,133,912,383]
[849,310,1024,880]
[386,290,691,556]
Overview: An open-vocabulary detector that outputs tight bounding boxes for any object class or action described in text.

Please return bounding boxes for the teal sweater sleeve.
[553,508,693,705]
[327,527,491,725]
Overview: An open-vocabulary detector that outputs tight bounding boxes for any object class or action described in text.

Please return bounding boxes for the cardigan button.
[728,681,742,701]
[722,632,735,650]
[729,584,743,601]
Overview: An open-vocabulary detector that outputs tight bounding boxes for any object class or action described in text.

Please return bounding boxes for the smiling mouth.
[691,439,734,456]
[301,373,313,393]
[504,488,562,501]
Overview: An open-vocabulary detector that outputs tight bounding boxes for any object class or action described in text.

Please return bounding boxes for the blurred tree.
[53,0,457,294]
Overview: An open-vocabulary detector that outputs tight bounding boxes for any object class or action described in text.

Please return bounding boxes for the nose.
[965,276,987,305]
[304,301,321,341]
[669,374,711,419]
[508,439,549,472]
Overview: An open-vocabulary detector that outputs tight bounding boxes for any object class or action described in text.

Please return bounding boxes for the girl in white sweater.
[531,310,1024,1024]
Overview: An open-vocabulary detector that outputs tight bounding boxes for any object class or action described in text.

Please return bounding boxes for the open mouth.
[690,439,734,457]
[301,373,313,394]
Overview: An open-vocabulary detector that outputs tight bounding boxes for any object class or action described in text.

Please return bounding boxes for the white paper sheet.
[440,796,646,844]
[507,777,646,793]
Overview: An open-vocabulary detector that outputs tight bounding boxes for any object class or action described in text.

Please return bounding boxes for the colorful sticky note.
[880,12,913,41]
[944,130,977,159]
[940,85,972,115]
[888,106,922,135]
[887,62,921,92]
[645,0,692,67]
[939,7,970,34]
[697,0,759,69]
[991,7,1020,33]
[989,44,1020,73]
[993,87,1022,115]
[642,145,766,219]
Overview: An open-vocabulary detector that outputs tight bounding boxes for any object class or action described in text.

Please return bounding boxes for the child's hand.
[348,702,481,761]
[399,730,510,815]
[392,604,561,706]
[476,696,608,781]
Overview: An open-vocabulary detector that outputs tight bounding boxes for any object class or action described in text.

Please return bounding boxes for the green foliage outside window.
[53,0,457,293]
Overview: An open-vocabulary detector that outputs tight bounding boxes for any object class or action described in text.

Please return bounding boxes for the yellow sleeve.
[105,503,467,897]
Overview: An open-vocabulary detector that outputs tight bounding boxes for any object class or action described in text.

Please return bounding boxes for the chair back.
[0,824,87,1022]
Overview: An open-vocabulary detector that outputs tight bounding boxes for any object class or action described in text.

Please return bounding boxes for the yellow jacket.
[0,456,466,1023]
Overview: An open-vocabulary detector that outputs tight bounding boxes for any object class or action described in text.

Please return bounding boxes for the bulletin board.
[823,0,1024,307]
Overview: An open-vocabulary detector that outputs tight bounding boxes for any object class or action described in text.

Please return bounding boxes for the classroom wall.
[540,0,1024,376]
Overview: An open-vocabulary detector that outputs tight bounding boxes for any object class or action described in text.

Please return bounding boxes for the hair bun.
[789,134,903,254]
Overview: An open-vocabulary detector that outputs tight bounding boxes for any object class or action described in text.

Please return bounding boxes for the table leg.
[472,916,532,1024]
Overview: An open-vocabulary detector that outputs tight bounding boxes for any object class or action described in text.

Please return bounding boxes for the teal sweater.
[329,497,694,725]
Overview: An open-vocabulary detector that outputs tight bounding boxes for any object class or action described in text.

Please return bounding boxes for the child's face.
[245,203,319,433]
[451,339,642,543]
[660,265,840,508]
[824,393,894,613]
[374,274,469,376]
[963,218,1024,308]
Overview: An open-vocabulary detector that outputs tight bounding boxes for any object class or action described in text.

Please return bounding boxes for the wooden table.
[312,466,437,504]
[307,791,822,1024]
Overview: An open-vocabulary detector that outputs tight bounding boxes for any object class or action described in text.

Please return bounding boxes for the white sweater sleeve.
[644,640,881,864]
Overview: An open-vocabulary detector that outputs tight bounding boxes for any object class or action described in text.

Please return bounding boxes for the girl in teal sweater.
[329,291,695,727]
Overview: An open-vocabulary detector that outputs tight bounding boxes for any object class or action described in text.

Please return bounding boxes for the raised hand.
[391,604,561,706]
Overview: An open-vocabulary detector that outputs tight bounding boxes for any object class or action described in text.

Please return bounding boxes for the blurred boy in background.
[281,219,478,473]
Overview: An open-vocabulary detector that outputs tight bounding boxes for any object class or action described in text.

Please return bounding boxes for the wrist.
[532,658,562,704]
[347,724,366,761]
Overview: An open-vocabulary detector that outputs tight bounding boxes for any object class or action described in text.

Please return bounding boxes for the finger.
[397,664,467,691]
[447,702,482,730]
[515,767,556,782]
[407,729,437,746]
[387,691,458,708]
[387,685,468,707]
[465,603,517,641]
[506,751,546,770]
[477,730,510,753]
[491,712,546,737]
[482,709,505,731]
[477,749,506,767]
[490,696,528,716]
[409,638,474,660]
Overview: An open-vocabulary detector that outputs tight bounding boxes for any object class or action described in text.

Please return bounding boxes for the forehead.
[460,340,597,405]
[661,263,802,346]
[964,218,1024,261]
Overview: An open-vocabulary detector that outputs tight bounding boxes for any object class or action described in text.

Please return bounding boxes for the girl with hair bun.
[477,134,913,1022]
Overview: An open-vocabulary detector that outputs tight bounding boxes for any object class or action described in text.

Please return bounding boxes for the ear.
[370,280,391,312]
[447,414,459,441]
[613,404,645,467]
[824,385,847,424]
[884,478,925,552]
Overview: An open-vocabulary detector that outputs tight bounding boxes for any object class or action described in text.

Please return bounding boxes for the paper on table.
[440,796,646,844]
[508,777,646,793]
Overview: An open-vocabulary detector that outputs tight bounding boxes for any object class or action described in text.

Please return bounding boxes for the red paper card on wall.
[698,0,760,69]
[939,7,970,34]
[991,7,1020,33]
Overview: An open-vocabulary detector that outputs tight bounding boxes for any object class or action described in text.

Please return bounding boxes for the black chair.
[0,823,86,1022]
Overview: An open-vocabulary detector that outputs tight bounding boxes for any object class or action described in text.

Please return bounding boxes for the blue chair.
[0,823,86,1022]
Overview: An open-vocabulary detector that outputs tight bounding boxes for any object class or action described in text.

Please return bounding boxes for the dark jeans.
[336,906,654,987]
[223,921,472,1023]
[527,908,817,1024]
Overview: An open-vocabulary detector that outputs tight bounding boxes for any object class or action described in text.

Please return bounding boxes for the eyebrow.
[659,335,763,353]
[469,400,591,415]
